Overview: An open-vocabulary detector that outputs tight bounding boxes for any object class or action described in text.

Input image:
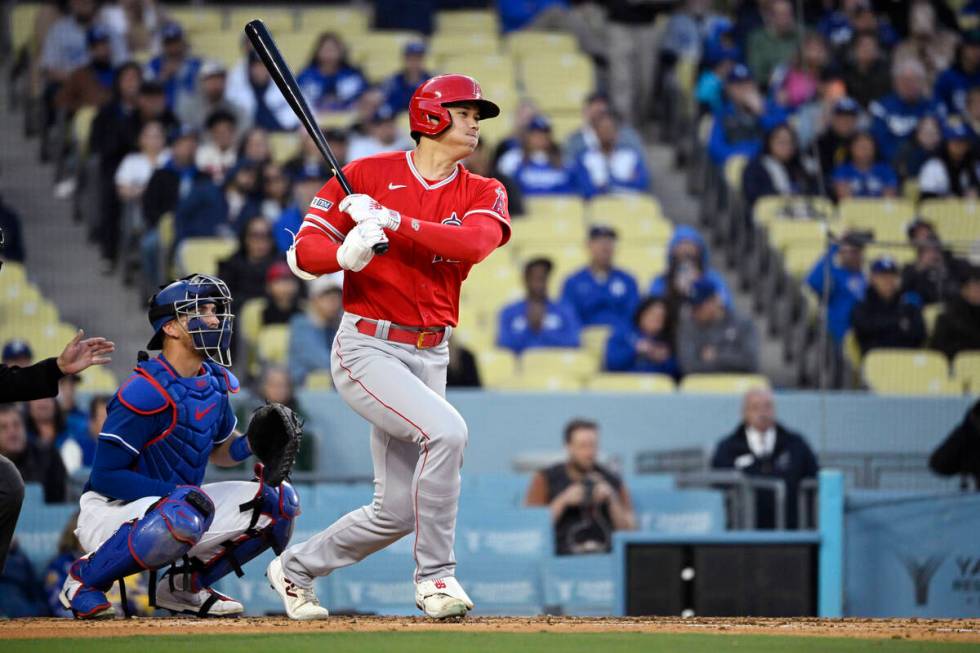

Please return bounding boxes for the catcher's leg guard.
[62,486,214,618]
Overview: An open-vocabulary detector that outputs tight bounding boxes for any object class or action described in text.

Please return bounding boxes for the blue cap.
[2,339,32,362]
[588,224,617,240]
[86,25,110,46]
[704,43,740,66]
[161,22,184,42]
[689,277,719,306]
[404,41,426,56]
[871,256,899,274]
[527,114,552,132]
[372,104,395,123]
[833,97,860,115]
[727,63,752,83]
[943,121,971,141]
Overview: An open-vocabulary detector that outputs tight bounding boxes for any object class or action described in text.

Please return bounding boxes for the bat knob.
[372,242,389,255]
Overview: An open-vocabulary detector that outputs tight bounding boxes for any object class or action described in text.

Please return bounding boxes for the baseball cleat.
[59,568,114,619]
[154,572,244,617]
[415,577,474,619]
[266,556,329,620]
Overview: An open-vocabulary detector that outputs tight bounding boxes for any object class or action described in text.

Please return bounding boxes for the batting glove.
[339,193,401,231]
[336,222,388,272]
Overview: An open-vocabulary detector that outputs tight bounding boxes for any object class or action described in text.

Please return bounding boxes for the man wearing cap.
[575,111,651,194]
[381,41,432,114]
[677,277,759,375]
[931,265,980,361]
[817,97,860,185]
[918,121,980,199]
[806,231,868,345]
[511,115,590,196]
[55,26,115,114]
[560,226,640,330]
[869,58,943,163]
[498,258,581,355]
[145,23,202,111]
[708,63,787,165]
[176,60,250,134]
[850,256,926,355]
[288,273,344,386]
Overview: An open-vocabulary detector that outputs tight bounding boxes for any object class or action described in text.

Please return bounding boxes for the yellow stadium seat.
[525,196,586,222]
[429,33,500,60]
[923,304,943,338]
[239,298,268,347]
[953,351,980,393]
[189,31,243,67]
[29,323,78,359]
[547,110,584,144]
[510,212,586,246]
[842,329,862,371]
[304,369,334,391]
[278,30,321,70]
[783,243,824,279]
[176,238,238,277]
[349,31,424,65]
[437,10,500,35]
[507,31,579,60]
[0,281,42,317]
[865,244,915,266]
[12,3,41,54]
[78,366,119,394]
[919,198,980,246]
[588,212,672,245]
[767,219,826,251]
[680,374,771,394]
[590,194,663,222]
[298,7,370,35]
[73,106,97,157]
[475,348,518,388]
[616,244,668,285]
[2,297,59,333]
[257,325,290,366]
[445,53,517,89]
[0,261,27,286]
[268,131,299,164]
[580,325,612,362]
[502,371,584,391]
[228,8,295,33]
[862,349,957,395]
[838,198,915,243]
[753,196,835,226]
[459,261,523,309]
[520,348,597,382]
[589,373,675,393]
[521,52,594,113]
[724,155,747,191]
[166,7,226,33]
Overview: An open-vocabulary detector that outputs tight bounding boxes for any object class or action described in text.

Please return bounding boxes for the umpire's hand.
[57,329,115,375]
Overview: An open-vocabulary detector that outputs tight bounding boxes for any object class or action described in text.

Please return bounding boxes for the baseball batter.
[59,274,301,619]
[270,74,511,620]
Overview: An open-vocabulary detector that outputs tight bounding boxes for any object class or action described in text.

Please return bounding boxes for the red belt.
[355,320,447,350]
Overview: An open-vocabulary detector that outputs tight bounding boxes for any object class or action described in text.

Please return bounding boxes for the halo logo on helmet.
[408,73,500,139]
[146,274,235,367]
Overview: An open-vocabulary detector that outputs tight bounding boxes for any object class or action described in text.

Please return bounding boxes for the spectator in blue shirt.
[288,273,344,386]
[832,131,898,199]
[575,112,651,194]
[381,41,431,113]
[561,225,640,330]
[869,58,943,164]
[512,115,591,197]
[934,31,980,117]
[144,23,201,111]
[564,92,645,166]
[498,258,581,354]
[649,225,733,309]
[604,296,679,378]
[498,0,568,33]
[297,32,368,113]
[695,46,740,115]
[806,232,868,344]
[708,63,788,165]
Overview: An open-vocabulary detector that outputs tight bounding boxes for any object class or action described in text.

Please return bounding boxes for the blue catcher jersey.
[92,355,239,492]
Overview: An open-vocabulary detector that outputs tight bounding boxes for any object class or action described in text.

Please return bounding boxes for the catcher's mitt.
[245,402,303,486]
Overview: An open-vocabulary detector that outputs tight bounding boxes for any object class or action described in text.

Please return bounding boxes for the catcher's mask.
[147,274,235,366]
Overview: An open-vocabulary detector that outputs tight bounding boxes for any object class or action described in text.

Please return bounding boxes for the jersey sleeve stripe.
[213,415,238,445]
[304,214,346,242]
[99,432,140,456]
[301,218,342,243]
[463,209,510,231]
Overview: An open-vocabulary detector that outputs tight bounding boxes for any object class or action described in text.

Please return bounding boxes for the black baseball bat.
[244,19,388,254]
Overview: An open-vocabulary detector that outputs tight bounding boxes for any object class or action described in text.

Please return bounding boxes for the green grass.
[3,633,975,653]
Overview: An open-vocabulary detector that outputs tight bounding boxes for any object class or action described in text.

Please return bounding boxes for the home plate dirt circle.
[1,617,979,643]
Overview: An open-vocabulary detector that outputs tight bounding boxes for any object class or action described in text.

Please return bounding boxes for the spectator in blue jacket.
[274,171,322,254]
[934,31,980,117]
[649,224,733,309]
[561,225,640,330]
[512,115,591,197]
[832,131,899,199]
[288,273,344,386]
[575,112,651,194]
[173,169,228,246]
[0,541,47,617]
[297,32,368,113]
[381,41,431,114]
[708,63,788,165]
[498,258,581,354]
[806,232,868,344]
[870,58,943,164]
[144,23,201,110]
[605,296,679,378]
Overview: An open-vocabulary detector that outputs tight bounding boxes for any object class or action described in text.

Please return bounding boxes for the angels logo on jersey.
[433,213,463,264]
[491,187,507,215]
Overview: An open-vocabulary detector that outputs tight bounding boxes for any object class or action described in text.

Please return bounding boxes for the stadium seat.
[459,260,523,309]
[514,243,586,296]
[349,31,424,67]
[188,31,243,67]
[436,9,500,35]
[256,325,290,367]
[588,212,672,245]
[77,365,119,394]
[616,244,668,284]
[724,155,747,191]
[166,7,226,33]
[783,242,824,279]
[520,348,597,381]
[952,351,980,393]
[753,195,835,227]
[590,194,664,222]
[0,261,27,286]
[176,237,238,277]
[304,369,333,391]
[919,198,980,245]
[228,8,295,33]
[862,349,958,395]
[298,7,370,35]
[507,31,579,60]
[767,219,826,251]
[72,106,98,157]
[547,109,585,144]
[31,322,79,359]
[842,330,862,371]
[276,29,320,70]
[268,131,299,163]
[580,325,611,362]
[520,52,594,112]
[239,297,268,347]
[502,370,585,391]
[588,373,675,393]
[525,196,586,222]
[541,554,615,615]
[679,374,771,394]
[864,244,915,266]
[429,33,500,60]
[838,198,915,243]
[923,303,943,338]
[11,3,41,55]
[510,211,586,245]
[475,348,518,388]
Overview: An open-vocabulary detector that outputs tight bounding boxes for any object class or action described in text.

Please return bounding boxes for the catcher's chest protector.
[130,358,236,487]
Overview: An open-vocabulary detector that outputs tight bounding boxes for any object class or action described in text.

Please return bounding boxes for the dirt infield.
[2,616,979,643]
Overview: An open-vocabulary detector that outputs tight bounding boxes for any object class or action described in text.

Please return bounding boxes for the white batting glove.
[339,193,401,231]
[336,222,388,272]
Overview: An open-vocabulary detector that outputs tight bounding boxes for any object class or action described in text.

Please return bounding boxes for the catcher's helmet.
[146,274,234,366]
[408,73,500,139]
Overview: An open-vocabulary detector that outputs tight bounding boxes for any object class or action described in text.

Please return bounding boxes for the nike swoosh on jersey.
[195,403,217,421]
[388,183,407,190]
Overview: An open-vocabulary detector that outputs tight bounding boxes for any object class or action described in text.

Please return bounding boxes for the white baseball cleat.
[154,572,244,617]
[266,556,329,620]
[415,577,474,619]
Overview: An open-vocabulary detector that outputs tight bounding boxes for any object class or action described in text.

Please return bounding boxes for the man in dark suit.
[711,388,819,529]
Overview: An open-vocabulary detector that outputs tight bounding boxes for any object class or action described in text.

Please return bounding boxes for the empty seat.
[298,7,370,35]
[510,212,586,245]
[679,374,771,394]
[588,212,672,245]
[862,349,957,395]
[176,237,238,277]
[188,31,243,67]
[436,9,500,35]
[168,7,226,33]
[919,198,980,245]
[525,195,586,222]
[304,369,333,391]
[753,195,835,227]
[256,325,290,366]
[953,351,980,393]
[767,219,826,251]
[616,244,668,284]
[520,348,597,380]
[475,348,518,388]
[521,52,594,112]
[588,373,675,393]
[501,371,585,391]
[724,154,748,191]
[238,297,268,347]
[783,242,824,279]
[228,7,294,33]
[838,198,915,243]
[268,131,299,163]
[580,325,612,362]
[590,194,663,222]
[429,32,500,60]
[507,31,579,59]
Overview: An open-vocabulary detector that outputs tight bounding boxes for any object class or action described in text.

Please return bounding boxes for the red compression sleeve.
[295,230,343,275]
[397,215,503,264]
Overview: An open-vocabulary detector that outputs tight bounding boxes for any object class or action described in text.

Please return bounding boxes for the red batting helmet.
[408,73,500,138]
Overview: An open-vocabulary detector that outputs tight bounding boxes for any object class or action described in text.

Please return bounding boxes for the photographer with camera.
[525,419,635,555]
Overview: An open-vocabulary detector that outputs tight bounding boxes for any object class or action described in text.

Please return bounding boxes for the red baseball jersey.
[297,150,511,327]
